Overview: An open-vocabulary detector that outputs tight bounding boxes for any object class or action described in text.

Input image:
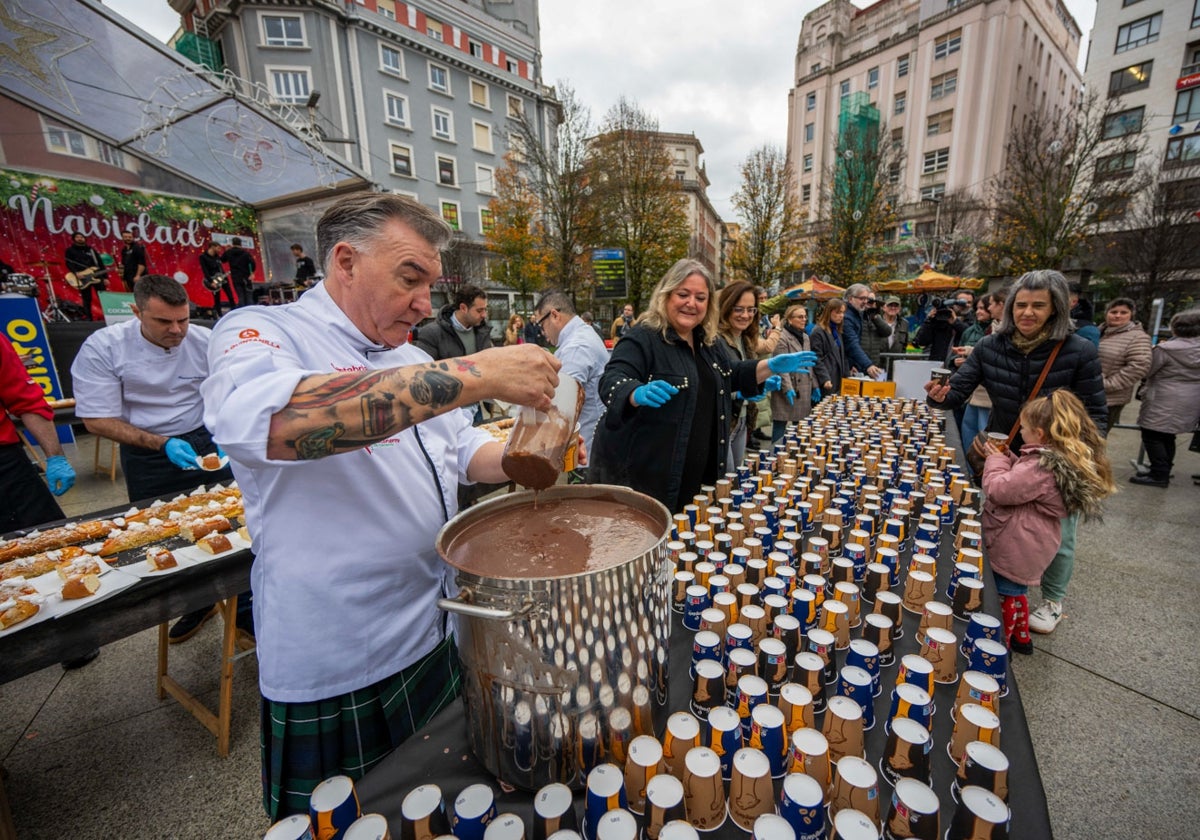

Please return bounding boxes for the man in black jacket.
[221,237,256,307]
[413,283,493,361]
[926,269,1106,639]
[199,242,234,317]
[119,230,148,287]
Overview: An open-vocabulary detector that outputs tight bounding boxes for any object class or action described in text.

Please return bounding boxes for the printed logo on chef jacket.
[224,326,281,352]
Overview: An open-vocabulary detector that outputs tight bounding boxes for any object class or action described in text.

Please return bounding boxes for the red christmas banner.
[0,168,260,319]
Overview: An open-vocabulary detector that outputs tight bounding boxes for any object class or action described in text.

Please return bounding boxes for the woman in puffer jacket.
[1097,297,1152,428]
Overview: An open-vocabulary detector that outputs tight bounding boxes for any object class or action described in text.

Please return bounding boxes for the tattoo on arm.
[291,423,346,460]
[291,370,390,409]
[409,370,463,407]
[361,392,396,437]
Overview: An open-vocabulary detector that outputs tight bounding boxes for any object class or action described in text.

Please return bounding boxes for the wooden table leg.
[156,622,169,699]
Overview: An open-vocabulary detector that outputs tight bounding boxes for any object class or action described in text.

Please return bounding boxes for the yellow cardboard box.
[862,380,897,398]
[840,379,865,396]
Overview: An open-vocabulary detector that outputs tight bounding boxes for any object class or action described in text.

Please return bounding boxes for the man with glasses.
[861,295,908,369]
[841,284,886,380]
[532,291,608,483]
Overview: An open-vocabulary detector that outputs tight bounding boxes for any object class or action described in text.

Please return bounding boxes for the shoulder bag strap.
[1005,338,1066,446]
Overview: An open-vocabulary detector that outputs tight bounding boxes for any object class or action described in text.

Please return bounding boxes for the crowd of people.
[5,192,1198,824]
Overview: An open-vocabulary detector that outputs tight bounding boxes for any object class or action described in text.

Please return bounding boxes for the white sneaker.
[1028,599,1063,634]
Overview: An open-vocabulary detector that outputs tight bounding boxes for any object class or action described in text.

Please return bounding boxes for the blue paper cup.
[779,772,825,840]
[705,706,742,781]
[886,683,933,734]
[748,704,789,778]
[453,784,499,840]
[583,765,628,840]
[310,776,361,840]
[837,665,876,731]
[967,638,1009,698]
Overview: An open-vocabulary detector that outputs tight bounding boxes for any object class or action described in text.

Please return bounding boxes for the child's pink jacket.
[981,444,1068,586]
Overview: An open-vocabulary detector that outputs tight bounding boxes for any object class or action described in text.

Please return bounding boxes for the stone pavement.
[1,426,1197,838]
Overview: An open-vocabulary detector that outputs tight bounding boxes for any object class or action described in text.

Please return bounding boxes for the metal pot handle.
[437,589,537,621]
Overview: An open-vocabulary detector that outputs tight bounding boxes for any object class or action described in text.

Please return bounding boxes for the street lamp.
[922,195,943,267]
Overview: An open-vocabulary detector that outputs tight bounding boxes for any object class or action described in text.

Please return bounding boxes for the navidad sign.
[0,168,260,318]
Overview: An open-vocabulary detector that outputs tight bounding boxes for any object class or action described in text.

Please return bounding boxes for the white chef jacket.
[71,318,211,436]
[201,283,491,703]
[553,315,609,455]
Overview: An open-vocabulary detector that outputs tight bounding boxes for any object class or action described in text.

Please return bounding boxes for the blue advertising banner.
[1,296,74,445]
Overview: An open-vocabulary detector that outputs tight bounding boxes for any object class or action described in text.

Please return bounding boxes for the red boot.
[1001,595,1020,649]
[1010,595,1034,655]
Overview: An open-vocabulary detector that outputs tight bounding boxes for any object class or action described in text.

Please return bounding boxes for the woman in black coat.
[589,259,815,513]
[809,299,848,397]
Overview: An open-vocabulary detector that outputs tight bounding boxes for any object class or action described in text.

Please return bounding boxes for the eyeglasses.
[853,294,871,301]
[534,310,555,328]
[732,306,758,315]
[866,299,878,305]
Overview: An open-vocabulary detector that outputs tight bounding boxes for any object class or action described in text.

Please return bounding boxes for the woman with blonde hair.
[770,304,815,441]
[504,313,525,346]
[589,259,816,512]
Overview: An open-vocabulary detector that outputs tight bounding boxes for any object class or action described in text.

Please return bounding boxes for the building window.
[806,92,816,111]
[868,67,879,89]
[1193,0,1200,28]
[897,54,909,77]
[840,80,851,98]
[426,17,444,41]
[476,164,495,194]
[380,43,405,77]
[378,0,396,19]
[922,148,949,174]
[440,200,460,230]
[480,207,495,234]
[804,123,815,143]
[888,161,901,185]
[802,184,812,203]
[437,155,458,186]
[506,58,520,74]
[934,30,962,60]
[930,71,957,99]
[1097,150,1137,178]
[45,123,87,157]
[470,80,490,109]
[384,92,409,127]
[262,13,305,47]
[390,142,414,177]
[891,127,904,149]
[810,63,822,74]
[926,110,953,137]
[507,94,524,119]
[1165,135,1200,168]
[1174,90,1200,124]
[428,62,450,94]
[921,183,946,201]
[469,39,483,59]
[803,154,813,172]
[96,141,124,168]
[432,106,454,141]
[268,67,311,104]
[1102,106,1144,138]
[1108,60,1152,96]
[507,131,526,162]
[473,120,493,152]
[1115,14,1161,53]
[1121,0,1144,5]
[894,92,906,115]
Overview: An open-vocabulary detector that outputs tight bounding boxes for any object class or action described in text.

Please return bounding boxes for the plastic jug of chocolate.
[501,375,584,490]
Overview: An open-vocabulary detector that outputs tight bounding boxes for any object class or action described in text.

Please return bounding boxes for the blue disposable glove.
[811,387,822,404]
[45,455,75,496]
[762,375,782,394]
[164,438,200,470]
[632,380,679,408]
[768,351,819,375]
[785,389,796,406]
[745,393,767,403]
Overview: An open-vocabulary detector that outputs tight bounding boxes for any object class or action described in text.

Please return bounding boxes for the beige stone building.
[656,132,726,280]
[786,0,1084,254]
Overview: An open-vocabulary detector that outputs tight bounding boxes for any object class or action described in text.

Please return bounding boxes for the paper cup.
[484,814,526,840]
[400,785,449,840]
[728,748,775,831]
[821,695,865,765]
[624,736,666,815]
[946,786,1010,839]
[948,704,1000,764]
[310,776,361,840]
[593,810,635,840]
[780,772,825,839]
[952,741,1010,804]
[583,766,628,840]
[643,774,686,840]
[880,716,932,786]
[266,815,316,840]
[681,747,727,832]
[663,713,702,779]
[830,755,880,824]
[883,778,939,840]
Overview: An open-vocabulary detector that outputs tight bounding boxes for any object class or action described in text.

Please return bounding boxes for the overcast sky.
[103,0,1098,221]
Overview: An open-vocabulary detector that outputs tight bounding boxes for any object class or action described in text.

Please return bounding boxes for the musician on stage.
[120,230,148,287]
[200,242,234,317]
[63,233,107,320]
[291,243,316,289]
[221,236,256,308]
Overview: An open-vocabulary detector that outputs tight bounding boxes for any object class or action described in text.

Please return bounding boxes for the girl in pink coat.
[982,390,1115,653]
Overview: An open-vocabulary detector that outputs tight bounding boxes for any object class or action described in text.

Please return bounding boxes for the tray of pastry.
[480,416,515,443]
[0,557,139,637]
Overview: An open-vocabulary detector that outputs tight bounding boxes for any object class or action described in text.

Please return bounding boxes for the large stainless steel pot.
[437,485,673,791]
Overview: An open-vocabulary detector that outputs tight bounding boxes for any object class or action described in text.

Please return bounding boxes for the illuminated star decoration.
[0,0,92,114]
[206,103,287,185]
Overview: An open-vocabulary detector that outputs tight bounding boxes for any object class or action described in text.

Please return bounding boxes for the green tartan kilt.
[261,635,462,820]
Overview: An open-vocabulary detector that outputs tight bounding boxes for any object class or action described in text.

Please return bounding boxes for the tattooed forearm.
[409,371,463,406]
[291,370,390,408]
[361,392,396,436]
[291,423,347,460]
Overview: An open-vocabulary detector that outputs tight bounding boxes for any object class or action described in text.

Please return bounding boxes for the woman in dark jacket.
[810,299,848,396]
[714,280,762,470]
[927,269,1108,637]
[589,259,815,513]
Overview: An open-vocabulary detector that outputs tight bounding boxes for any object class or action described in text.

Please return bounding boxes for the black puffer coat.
[413,304,494,360]
[930,332,1107,442]
[589,324,760,513]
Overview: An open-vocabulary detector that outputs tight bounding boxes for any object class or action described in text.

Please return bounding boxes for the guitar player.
[63,232,107,320]
[199,241,235,316]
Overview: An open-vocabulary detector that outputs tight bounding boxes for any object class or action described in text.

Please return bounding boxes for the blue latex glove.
[632,380,679,408]
[785,389,796,405]
[762,375,783,394]
[768,351,819,374]
[811,387,822,404]
[745,393,767,403]
[164,437,200,470]
[45,455,75,496]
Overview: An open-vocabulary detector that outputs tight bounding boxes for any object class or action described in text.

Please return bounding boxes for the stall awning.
[873,269,985,294]
[0,0,370,207]
[783,277,846,300]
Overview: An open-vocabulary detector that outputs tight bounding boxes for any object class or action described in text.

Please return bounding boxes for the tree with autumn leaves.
[485,152,553,310]
[728,145,804,291]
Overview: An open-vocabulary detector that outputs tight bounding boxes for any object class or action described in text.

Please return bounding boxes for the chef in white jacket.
[201,193,559,821]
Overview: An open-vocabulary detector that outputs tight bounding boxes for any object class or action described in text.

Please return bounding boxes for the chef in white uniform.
[201,193,560,820]
[72,273,239,644]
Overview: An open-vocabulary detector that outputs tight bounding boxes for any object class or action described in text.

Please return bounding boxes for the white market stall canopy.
[0,0,369,208]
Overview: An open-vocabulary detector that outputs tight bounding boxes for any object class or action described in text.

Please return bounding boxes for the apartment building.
[659,133,726,280]
[1083,0,1200,222]
[786,0,1083,253]
[168,0,558,246]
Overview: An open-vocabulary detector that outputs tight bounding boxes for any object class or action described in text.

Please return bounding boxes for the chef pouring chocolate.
[201,194,561,821]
